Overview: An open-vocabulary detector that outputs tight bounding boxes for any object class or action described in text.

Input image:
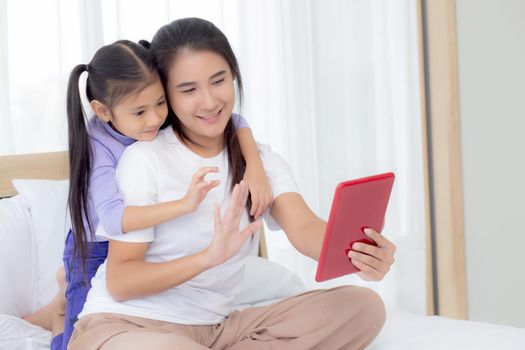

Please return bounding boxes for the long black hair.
[66,40,158,276]
[149,18,252,218]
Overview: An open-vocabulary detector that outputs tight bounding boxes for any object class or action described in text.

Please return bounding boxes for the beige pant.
[68,286,385,350]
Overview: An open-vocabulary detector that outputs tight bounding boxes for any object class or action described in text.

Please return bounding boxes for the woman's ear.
[90,100,112,122]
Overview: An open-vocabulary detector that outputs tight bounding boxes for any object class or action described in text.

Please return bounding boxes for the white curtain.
[0,0,427,314]
[235,0,426,314]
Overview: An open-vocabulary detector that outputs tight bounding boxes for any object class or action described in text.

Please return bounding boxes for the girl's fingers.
[266,193,273,207]
[205,180,221,190]
[262,193,273,214]
[252,192,262,218]
[250,190,259,216]
[197,179,220,191]
[194,166,219,180]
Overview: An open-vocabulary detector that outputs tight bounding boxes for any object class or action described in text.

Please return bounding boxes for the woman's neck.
[173,126,224,158]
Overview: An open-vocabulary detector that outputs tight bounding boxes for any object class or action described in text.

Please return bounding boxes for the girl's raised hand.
[205,180,262,267]
[243,164,273,219]
[182,167,220,214]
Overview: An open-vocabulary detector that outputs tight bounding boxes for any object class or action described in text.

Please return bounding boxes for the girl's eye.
[157,100,166,106]
[181,88,195,94]
[134,110,145,116]
[212,79,225,86]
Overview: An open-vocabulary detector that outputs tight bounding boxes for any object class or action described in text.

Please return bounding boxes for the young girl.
[24,39,272,350]
[68,18,396,350]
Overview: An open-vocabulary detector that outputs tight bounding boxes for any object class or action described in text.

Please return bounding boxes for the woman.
[69,17,396,350]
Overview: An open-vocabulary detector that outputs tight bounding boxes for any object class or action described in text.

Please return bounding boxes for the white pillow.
[0,196,36,317]
[233,256,306,309]
[12,179,70,310]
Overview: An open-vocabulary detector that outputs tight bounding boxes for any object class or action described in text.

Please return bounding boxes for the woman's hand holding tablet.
[315,172,396,282]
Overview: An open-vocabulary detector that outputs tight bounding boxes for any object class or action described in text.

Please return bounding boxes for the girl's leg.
[62,231,108,348]
[214,286,386,350]
[23,266,66,336]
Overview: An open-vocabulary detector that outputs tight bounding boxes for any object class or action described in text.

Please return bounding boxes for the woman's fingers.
[223,181,248,222]
[364,228,396,254]
[351,242,394,265]
[240,220,263,239]
[223,183,240,219]
[213,203,222,231]
[353,260,383,281]
[348,250,390,273]
[348,229,397,281]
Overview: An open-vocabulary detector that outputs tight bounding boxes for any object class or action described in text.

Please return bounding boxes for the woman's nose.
[200,88,217,112]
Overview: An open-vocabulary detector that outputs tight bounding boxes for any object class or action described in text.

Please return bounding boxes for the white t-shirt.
[79,127,299,325]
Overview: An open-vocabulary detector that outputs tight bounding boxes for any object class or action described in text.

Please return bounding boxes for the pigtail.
[65,42,159,280]
[138,39,151,49]
[66,64,93,280]
[224,120,253,222]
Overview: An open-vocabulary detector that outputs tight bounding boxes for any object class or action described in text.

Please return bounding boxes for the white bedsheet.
[369,308,525,350]
[2,307,524,350]
[0,315,51,350]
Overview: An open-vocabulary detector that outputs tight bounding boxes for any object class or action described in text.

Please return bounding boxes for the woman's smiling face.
[166,48,235,150]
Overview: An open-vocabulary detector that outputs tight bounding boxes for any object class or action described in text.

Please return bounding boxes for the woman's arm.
[270,192,396,281]
[270,193,326,260]
[106,240,209,301]
[106,181,261,301]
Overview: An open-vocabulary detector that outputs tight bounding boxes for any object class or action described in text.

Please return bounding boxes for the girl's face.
[167,49,235,148]
[95,79,168,141]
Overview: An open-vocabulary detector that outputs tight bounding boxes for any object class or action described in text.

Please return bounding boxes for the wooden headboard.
[0,151,69,198]
[0,150,268,258]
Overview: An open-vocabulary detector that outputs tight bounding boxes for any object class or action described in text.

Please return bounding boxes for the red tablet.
[315,172,395,282]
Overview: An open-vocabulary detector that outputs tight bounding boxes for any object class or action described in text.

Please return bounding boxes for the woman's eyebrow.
[209,70,226,80]
[175,81,196,89]
[175,70,226,89]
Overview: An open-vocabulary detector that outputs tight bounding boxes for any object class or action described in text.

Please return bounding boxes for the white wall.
[456,0,525,328]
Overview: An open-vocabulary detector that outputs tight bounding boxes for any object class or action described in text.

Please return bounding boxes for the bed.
[1,152,524,350]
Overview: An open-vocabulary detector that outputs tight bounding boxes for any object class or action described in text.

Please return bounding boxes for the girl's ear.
[90,100,112,122]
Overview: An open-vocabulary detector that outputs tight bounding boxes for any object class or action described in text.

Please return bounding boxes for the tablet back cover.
[315,172,395,282]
